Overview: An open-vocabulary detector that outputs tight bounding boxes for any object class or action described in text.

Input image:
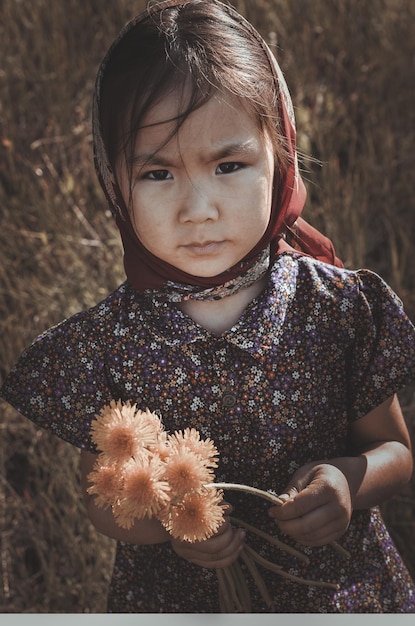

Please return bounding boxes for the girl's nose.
[178,182,219,224]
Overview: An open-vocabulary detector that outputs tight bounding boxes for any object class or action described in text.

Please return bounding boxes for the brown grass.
[0,0,414,612]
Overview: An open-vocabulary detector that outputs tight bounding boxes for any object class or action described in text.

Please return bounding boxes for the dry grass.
[0,0,414,612]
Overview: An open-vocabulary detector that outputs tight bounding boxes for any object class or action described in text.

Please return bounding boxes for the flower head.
[164,446,215,498]
[90,400,162,463]
[167,428,219,469]
[161,487,225,543]
[113,456,171,529]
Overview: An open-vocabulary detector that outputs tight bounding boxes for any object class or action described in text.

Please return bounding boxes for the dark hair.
[99,0,288,182]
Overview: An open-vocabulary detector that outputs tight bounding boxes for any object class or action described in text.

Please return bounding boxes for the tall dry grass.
[0,0,414,613]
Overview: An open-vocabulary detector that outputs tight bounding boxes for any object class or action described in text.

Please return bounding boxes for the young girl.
[1,0,415,614]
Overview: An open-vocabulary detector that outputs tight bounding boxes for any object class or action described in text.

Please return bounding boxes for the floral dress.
[2,252,415,613]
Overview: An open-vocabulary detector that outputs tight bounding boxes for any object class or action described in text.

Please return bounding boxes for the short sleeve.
[0,312,117,450]
[347,269,415,420]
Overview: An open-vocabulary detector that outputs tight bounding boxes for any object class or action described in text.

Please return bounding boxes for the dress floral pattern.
[2,252,415,613]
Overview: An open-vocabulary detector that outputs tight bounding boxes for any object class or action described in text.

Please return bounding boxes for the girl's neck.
[177,275,267,336]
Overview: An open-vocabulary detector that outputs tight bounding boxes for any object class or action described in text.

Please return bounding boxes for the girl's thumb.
[277,486,299,503]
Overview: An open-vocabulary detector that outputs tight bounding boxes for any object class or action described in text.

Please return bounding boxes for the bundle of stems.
[209,482,349,612]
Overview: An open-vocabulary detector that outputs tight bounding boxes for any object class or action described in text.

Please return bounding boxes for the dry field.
[0,0,414,612]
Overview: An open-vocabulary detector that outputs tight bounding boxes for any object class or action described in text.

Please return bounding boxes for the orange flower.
[113,456,171,529]
[90,400,162,462]
[168,428,219,469]
[86,458,123,509]
[164,446,215,498]
[161,487,225,543]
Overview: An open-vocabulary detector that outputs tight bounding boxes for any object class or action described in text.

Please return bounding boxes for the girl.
[1,0,415,613]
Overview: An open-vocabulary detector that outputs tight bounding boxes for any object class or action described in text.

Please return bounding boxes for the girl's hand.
[268,463,352,547]
[269,395,413,548]
[170,512,245,569]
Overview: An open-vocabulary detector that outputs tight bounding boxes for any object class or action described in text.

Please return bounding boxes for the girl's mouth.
[184,241,225,255]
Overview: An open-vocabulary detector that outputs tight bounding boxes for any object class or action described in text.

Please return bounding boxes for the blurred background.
[0,0,414,612]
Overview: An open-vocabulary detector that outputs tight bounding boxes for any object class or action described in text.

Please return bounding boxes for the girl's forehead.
[142,88,243,125]
[136,91,264,152]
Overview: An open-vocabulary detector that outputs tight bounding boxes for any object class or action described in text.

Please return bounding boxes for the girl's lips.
[184,241,225,255]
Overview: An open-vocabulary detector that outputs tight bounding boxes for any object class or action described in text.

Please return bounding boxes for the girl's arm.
[80,450,245,567]
[269,394,413,546]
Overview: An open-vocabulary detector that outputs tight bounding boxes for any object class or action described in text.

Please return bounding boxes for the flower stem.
[244,544,339,591]
[231,516,309,564]
[216,569,233,613]
[239,547,275,610]
[229,559,252,612]
[216,564,251,612]
[210,482,285,505]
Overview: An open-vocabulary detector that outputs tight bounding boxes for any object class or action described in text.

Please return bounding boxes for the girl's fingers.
[171,525,246,569]
[269,464,352,545]
[275,501,349,546]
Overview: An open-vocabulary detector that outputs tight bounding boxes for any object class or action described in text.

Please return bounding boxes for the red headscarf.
[92,0,342,294]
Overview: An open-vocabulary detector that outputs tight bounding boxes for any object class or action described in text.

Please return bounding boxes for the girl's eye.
[143,169,172,181]
[216,162,244,175]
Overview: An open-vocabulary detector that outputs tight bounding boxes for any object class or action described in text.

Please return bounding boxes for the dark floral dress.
[2,252,415,612]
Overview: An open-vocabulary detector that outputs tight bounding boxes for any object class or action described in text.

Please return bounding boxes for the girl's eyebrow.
[207,139,259,162]
[131,139,259,169]
[131,152,173,169]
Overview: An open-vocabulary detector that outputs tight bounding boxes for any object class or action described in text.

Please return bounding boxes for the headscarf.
[92,0,342,297]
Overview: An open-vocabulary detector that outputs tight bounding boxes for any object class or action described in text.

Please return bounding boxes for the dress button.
[222,392,237,408]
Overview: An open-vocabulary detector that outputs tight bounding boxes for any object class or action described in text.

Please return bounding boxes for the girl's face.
[118,92,275,278]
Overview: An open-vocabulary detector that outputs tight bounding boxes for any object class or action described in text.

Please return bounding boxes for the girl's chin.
[169,260,235,280]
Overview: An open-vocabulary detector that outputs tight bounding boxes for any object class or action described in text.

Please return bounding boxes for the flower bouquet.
[87,400,348,612]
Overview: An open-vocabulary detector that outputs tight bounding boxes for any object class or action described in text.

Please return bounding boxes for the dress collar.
[142,253,299,360]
